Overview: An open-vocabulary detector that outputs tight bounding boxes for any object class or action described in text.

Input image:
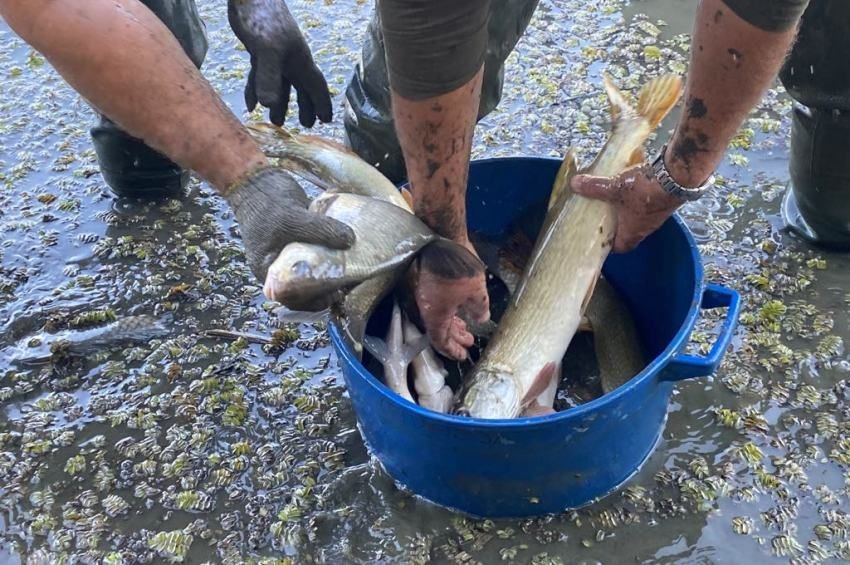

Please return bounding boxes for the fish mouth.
[264,273,342,312]
[457,369,521,419]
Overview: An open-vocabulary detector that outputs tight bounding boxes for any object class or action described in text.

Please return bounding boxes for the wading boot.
[779,0,850,250]
[90,0,208,200]
[91,118,191,199]
[781,104,850,250]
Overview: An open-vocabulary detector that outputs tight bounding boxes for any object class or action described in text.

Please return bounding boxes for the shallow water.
[1,0,850,564]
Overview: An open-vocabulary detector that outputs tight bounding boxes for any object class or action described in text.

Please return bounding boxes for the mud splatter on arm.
[392,72,483,243]
[664,0,806,187]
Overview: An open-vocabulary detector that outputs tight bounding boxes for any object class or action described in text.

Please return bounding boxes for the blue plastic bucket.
[329,157,740,518]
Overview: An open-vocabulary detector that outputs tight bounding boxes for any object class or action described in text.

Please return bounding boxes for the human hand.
[571,163,684,253]
[225,166,354,281]
[228,0,332,127]
[408,238,490,361]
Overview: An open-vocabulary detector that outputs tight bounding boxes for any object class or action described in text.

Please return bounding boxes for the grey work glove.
[226,166,355,281]
[228,0,332,127]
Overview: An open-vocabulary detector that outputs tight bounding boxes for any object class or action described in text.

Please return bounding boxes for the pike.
[456,74,682,419]
[480,154,646,399]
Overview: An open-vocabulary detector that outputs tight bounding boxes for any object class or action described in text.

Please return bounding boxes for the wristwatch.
[651,144,714,202]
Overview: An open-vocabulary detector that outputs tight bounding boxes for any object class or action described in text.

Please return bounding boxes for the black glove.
[225,166,354,280]
[228,0,332,127]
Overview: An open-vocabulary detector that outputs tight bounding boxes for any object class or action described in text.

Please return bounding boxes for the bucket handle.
[663,283,741,382]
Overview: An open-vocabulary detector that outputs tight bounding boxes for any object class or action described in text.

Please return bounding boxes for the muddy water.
[2,1,850,564]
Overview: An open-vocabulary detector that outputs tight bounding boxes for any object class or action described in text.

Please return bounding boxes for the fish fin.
[418,238,485,280]
[635,74,684,130]
[578,316,593,333]
[402,333,430,366]
[363,335,391,365]
[521,402,557,418]
[274,307,329,324]
[401,188,414,209]
[548,148,579,212]
[246,121,295,142]
[580,274,601,315]
[298,133,358,155]
[602,74,638,122]
[628,147,647,168]
[520,362,558,408]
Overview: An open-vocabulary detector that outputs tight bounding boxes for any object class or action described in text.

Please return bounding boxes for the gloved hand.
[225,166,355,281]
[228,0,332,127]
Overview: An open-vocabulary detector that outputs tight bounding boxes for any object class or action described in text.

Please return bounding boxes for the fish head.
[455,367,521,420]
[264,243,346,311]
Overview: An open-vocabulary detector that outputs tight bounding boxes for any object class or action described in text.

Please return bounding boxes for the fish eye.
[291,260,313,279]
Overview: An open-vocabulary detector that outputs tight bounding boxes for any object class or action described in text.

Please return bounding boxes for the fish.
[263,192,483,313]
[477,153,647,397]
[9,314,170,365]
[248,122,427,357]
[401,315,454,413]
[330,271,399,359]
[246,121,412,212]
[456,74,682,419]
[363,301,429,403]
[520,363,560,417]
[581,277,646,394]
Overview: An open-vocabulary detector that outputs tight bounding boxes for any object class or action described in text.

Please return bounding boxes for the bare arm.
[0,0,355,282]
[0,0,267,192]
[573,0,808,251]
[664,0,805,187]
[377,0,492,360]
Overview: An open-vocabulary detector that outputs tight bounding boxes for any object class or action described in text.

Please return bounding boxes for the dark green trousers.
[779,0,850,249]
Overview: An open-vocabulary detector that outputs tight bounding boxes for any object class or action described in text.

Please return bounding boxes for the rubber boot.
[90,0,208,199]
[781,104,850,249]
[343,0,540,184]
[779,0,850,249]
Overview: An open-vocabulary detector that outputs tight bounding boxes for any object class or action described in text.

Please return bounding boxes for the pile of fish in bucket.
[252,73,684,419]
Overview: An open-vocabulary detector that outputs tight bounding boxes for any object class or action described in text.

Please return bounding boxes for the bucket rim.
[329,156,705,429]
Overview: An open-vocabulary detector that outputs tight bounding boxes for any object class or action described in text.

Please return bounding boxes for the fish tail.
[418,239,485,280]
[635,74,684,130]
[400,311,432,361]
[602,74,683,131]
[602,74,637,123]
[548,148,579,212]
[363,334,391,364]
[402,333,430,366]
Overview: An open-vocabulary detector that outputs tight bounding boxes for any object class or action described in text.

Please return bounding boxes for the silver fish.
[249,121,422,357]
[456,74,682,419]
[247,121,412,211]
[401,314,453,414]
[363,301,428,403]
[264,192,482,313]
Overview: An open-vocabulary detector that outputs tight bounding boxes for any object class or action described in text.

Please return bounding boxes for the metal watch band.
[651,144,714,202]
